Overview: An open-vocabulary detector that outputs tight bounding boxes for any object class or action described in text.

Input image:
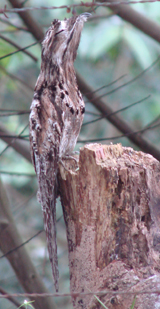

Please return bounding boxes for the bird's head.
[42,13,91,65]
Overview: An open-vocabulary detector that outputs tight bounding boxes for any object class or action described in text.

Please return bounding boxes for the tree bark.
[58,143,160,309]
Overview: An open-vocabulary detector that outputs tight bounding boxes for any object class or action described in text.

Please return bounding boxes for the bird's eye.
[55,29,64,36]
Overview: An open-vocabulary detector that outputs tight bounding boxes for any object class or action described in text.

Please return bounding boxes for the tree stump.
[58,143,160,309]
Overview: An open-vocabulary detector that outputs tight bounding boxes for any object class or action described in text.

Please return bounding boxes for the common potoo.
[29,13,90,291]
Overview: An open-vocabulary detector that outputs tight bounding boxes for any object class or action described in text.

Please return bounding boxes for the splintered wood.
[58,143,160,309]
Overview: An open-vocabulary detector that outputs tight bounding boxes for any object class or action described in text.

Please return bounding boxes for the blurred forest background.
[0,0,160,308]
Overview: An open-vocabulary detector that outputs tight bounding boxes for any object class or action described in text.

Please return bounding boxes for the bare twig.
[100,0,160,43]
[8,0,44,41]
[0,34,37,61]
[0,16,29,31]
[77,73,160,160]
[83,95,151,126]
[0,65,34,91]
[0,177,56,309]
[0,171,35,176]
[0,38,38,61]
[0,122,31,162]
[1,289,160,299]
[78,122,160,142]
[8,0,160,44]
[2,0,160,14]
[0,123,29,157]
[0,287,23,308]
[0,230,43,259]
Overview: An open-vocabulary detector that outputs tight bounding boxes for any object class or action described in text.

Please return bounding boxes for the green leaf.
[130,296,136,309]
[93,295,109,309]
[18,300,35,309]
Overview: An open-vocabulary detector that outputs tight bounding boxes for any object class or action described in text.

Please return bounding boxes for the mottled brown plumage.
[29,13,90,291]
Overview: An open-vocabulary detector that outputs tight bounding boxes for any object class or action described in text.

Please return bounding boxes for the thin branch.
[13,191,36,215]
[0,230,43,259]
[0,122,31,162]
[0,34,37,62]
[0,108,29,113]
[0,16,29,32]
[0,123,29,157]
[84,73,127,97]
[0,171,35,176]
[0,134,28,139]
[78,122,160,143]
[100,0,160,44]
[1,289,160,299]
[9,0,44,42]
[85,56,160,102]
[0,29,22,33]
[83,94,151,126]
[0,287,24,308]
[0,112,29,116]
[85,111,101,116]
[0,65,34,91]
[89,12,116,20]
[77,73,160,160]
[0,39,38,61]
[8,0,160,46]
[0,212,63,257]
[0,177,56,309]
[140,114,160,134]
[3,1,160,14]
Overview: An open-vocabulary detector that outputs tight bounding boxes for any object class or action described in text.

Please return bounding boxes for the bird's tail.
[43,198,59,292]
[37,164,59,292]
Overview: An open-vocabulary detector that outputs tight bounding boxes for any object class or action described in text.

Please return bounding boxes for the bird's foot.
[59,153,79,172]
[62,153,79,163]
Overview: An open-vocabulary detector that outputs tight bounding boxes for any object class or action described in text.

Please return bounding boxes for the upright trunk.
[59,143,160,309]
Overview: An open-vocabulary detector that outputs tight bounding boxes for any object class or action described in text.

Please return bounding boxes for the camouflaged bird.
[29,13,90,291]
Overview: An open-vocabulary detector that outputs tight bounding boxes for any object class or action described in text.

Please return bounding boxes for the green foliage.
[18,300,35,309]
[130,296,137,309]
[93,294,109,309]
[93,293,136,309]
